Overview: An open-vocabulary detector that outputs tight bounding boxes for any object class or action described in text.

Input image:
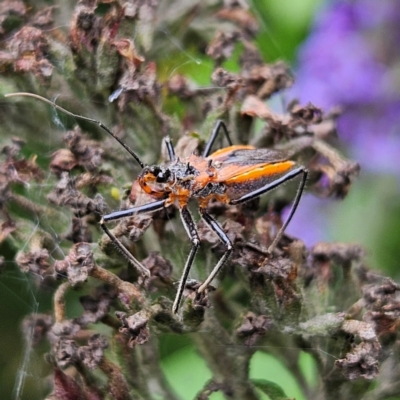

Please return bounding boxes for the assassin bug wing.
[208,144,255,160]
[209,146,289,165]
[207,146,297,201]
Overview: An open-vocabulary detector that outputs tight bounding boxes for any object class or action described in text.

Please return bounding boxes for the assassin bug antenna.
[5,92,145,168]
[6,92,308,314]
[5,92,149,277]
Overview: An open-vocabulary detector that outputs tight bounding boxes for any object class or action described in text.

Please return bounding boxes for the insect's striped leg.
[100,199,166,277]
[231,167,308,254]
[197,210,233,293]
[202,120,233,157]
[266,167,308,253]
[163,136,176,162]
[172,206,200,314]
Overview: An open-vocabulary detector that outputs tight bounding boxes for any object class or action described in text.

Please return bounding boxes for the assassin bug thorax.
[6,92,308,314]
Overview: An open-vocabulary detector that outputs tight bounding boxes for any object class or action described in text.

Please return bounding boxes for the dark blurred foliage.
[0,1,399,400]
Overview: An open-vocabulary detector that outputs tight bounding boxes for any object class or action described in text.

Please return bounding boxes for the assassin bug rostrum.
[6,92,308,314]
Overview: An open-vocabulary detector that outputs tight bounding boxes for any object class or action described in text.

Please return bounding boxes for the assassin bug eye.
[152,167,161,175]
[155,169,170,183]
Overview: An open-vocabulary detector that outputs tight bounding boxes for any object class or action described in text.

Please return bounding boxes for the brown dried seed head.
[16,248,52,276]
[116,311,150,347]
[54,338,78,368]
[77,333,108,369]
[54,243,94,285]
[236,312,273,346]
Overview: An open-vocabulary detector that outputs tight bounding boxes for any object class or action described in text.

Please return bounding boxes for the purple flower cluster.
[291,0,400,174]
[285,0,400,246]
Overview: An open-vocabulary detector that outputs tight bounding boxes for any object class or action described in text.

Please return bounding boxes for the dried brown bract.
[141,251,173,289]
[0,0,26,35]
[77,334,108,369]
[47,173,107,216]
[244,61,294,99]
[8,26,53,82]
[335,340,381,380]
[206,30,241,65]
[62,127,104,173]
[361,278,400,338]
[64,217,93,244]
[70,1,101,54]
[31,6,57,28]
[0,219,16,243]
[22,313,53,346]
[16,248,53,277]
[54,242,95,285]
[1,138,44,184]
[306,242,365,298]
[312,242,365,266]
[216,4,258,37]
[236,312,273,346]
[77,294,112,326]
[183,279,214,311]
[211,67,243,106]
[54,338,79,368]
[50,149,78,175]
[116,310,150,347]
[289,102,323,125]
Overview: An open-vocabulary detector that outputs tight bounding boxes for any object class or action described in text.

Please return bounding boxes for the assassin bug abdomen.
[5,93,308,314]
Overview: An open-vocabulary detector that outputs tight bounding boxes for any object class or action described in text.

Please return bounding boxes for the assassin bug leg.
[195,167,307,293]
[197,211,233,294]
[164,136,176,162]
[172,206,201,314]
[101,199,167,277]
[202,120,233,157]
[230,166,308,255]
[196,166,308,295]
[196,123,308,294]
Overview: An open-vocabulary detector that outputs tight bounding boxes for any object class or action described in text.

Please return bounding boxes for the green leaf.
[252,378,293,400]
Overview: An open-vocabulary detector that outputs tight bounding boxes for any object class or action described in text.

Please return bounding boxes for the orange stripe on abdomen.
[224,160,295,184]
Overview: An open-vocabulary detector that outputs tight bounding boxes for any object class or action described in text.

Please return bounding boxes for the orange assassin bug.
[6,93,308,314]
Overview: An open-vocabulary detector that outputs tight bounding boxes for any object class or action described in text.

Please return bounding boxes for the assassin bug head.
[138,159,200,200]
[152,166,172,183]
[138,165,174,198]
[140,165,172,185]
[5,92,308,315]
